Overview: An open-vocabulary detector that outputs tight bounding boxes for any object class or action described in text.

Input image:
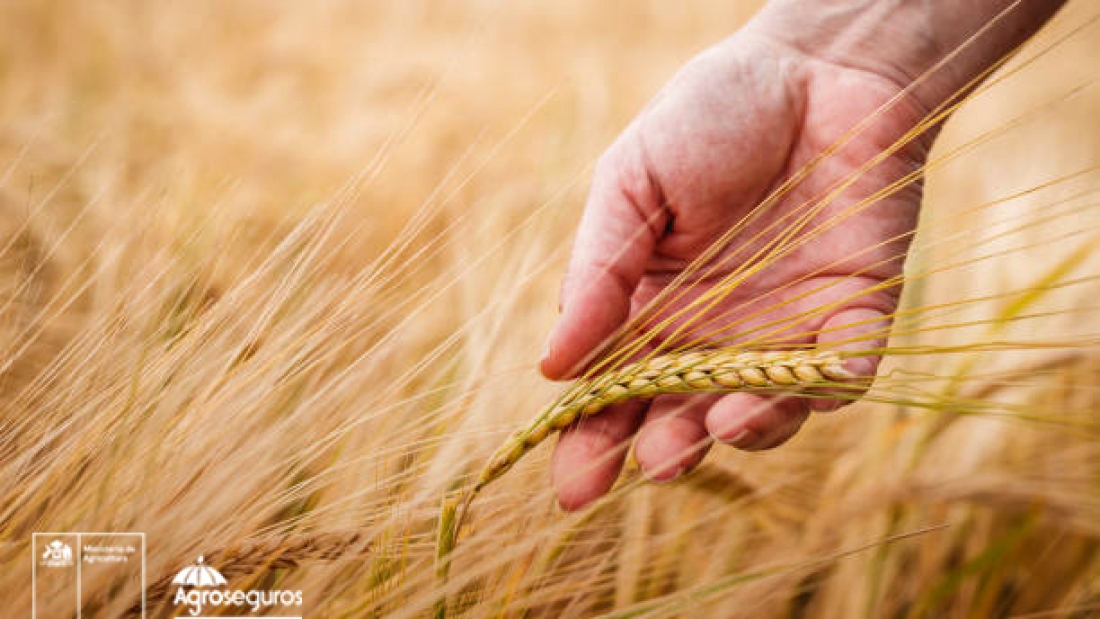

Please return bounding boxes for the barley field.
[1,1,1099,617]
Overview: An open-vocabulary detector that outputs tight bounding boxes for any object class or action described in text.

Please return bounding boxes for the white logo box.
[32,532,145,619]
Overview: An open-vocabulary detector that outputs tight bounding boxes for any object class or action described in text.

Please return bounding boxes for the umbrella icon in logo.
[172,556,228,587]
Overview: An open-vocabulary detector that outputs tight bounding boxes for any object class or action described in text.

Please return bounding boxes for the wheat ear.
[474,348,854,493]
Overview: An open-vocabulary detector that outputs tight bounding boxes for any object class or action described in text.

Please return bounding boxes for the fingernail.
[643,464,685,484]
[727,428,758,448]
[663,466,687,483]
[541,323,557,360]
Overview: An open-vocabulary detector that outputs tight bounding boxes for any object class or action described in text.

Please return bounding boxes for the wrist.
[747,0,1065,112]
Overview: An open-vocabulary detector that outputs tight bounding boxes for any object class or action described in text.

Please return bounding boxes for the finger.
[552,400,647,511]
[705,392,810,451]
[540,138,667,380]
[633,394,716,482]
[808,307,891,412]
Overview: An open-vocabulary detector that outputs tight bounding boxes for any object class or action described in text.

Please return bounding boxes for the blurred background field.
[1,1,1099,617]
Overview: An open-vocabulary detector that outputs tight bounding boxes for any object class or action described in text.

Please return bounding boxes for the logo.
[32,532,145,619]
[41,540,73,567]
[172,555,304,617]
[171,556,226,587]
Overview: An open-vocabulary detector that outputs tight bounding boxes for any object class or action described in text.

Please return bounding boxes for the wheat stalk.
[442,348,859,593]
[472,348,856,496]
[434,494,459,619]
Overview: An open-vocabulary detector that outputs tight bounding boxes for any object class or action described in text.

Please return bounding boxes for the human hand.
[541,0,1066,511]
[539,28,934,510]
[538,0,1060,510]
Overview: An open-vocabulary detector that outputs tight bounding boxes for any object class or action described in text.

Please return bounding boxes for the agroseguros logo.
[171,555,304,616]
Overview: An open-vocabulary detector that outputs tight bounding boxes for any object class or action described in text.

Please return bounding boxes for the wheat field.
[1,1,1099,617]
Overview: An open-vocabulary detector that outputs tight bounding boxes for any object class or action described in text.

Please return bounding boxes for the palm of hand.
[637,35,925,340]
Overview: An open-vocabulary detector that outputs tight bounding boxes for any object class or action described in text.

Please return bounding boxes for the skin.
[540,0,1066,511]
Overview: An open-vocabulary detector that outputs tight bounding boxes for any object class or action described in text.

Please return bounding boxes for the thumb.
[540,141,666,380]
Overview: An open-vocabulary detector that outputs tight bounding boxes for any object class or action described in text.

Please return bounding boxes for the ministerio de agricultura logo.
[40,540,74,568]
[32,532,145,618]
[171,555,304,617]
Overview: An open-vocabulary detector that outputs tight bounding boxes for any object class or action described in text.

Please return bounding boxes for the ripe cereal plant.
[472,349,856,494]
[1,1,1099,618]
